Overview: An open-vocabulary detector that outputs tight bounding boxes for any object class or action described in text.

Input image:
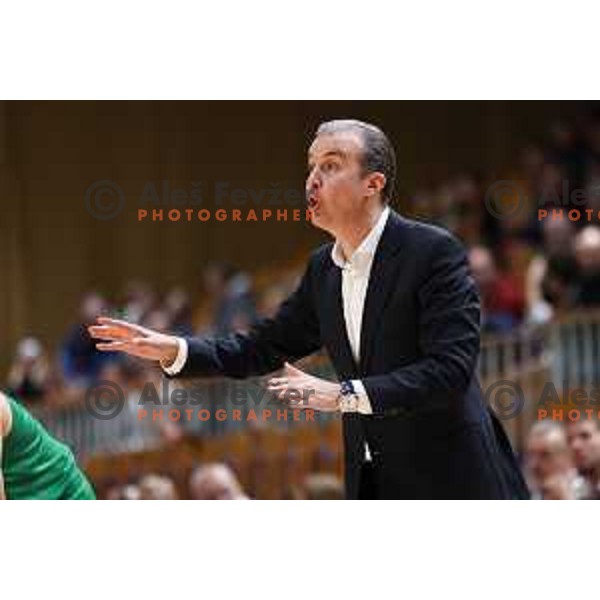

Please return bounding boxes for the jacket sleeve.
[361,232,481,415]
[173,252,324,379]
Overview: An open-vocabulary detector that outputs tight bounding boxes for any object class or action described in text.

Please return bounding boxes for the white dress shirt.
[163,206,391,458]
[329,204,390,417]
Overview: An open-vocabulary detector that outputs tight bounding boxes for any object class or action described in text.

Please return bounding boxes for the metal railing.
[32,311,600,458]
[32,355,338,460]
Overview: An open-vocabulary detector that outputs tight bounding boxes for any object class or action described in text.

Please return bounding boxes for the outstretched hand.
[87,317,179,366]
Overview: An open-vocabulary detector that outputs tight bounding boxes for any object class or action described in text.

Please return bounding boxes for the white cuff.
[350,379,373,415]
[161,338,188,376]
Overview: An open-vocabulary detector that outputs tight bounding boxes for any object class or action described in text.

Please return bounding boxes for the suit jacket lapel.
[359,210,407,374]
[324,261,359,378]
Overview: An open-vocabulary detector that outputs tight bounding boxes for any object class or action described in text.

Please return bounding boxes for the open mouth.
[306,192,320,212]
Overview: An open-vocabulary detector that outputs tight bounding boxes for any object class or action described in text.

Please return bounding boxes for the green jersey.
[2,397,95,500]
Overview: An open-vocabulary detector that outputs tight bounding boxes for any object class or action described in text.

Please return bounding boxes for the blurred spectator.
[164,286,194,336]
[257,269,303,318]
[407,189,439,222]
[525,218,577,323]
[469,246,524,333]
[258,283,290,319]
[566,419,600,499]
[294,473,344,500]
[138,474,179,500]
[439,171,484,245]
[102,362,175,454]
[525,421,587,499]
[6,337,52,403]
[574,226,600,306]
[142,308,172,333]
[106,483,141,500]
[199,263,258,334]
[122,280,157,324]
[61,292,119,385]
[189,463,249,500]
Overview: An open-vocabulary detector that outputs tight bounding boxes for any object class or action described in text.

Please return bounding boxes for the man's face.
[305,131,375,235]
[525,432,570,483]
[566,421,600,472]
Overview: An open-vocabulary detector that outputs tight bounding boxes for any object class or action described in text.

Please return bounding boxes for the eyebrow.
[307,150,346,168]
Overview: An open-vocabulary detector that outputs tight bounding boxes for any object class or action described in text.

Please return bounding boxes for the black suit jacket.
[175,210,530,499]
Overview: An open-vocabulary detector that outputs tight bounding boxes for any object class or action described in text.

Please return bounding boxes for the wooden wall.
[0,101,592,372]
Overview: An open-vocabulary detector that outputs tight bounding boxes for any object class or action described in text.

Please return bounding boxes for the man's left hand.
[266,362,340,412]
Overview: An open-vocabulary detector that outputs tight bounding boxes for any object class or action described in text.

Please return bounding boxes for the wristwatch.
[338,380,360,412]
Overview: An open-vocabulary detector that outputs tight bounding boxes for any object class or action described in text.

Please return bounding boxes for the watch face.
[341,380,355,396]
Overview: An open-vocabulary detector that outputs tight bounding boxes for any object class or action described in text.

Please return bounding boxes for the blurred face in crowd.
[306,130,385,237]
[189,464,246,500]
[106,484,140,500]
[301,473,344,500]
[542,218,575,257]
[538,474,574,500]
[575,226,600,274]
[16,337,44,367]
[526,424,572,486]
[450,173,480,205]
[566,420,600,474]
[81,293,107,324]
[138,475,178,500]
[143,309,171,332]
[468,246,497,290]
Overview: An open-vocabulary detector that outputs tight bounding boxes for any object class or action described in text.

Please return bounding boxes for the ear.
[365,172,386,197]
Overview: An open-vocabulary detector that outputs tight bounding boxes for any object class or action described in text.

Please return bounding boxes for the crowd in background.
[5,263,299,404]
[6,109,600,498]
[408,111,600,334]
[105,465,343,500]
[525,419,600,499]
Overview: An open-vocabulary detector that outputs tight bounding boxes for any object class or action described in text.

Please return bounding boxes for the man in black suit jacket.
[89,119,529,499]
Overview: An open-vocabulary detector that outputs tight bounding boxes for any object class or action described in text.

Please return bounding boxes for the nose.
[306,166,322,193]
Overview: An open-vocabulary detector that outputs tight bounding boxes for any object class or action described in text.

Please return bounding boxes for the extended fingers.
[95,341,131,352]
[265,381,311,407]
[266,380,289,400]
[88,325,132,341]
[267,376,289,388]
[96,317,147,335]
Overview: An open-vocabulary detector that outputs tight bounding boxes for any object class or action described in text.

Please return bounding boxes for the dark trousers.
[358,461,379,500]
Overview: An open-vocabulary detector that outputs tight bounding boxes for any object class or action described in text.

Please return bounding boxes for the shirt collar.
[331,205,390,269]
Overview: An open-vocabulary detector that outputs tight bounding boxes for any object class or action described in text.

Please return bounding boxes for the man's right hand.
[88,317,180,368]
